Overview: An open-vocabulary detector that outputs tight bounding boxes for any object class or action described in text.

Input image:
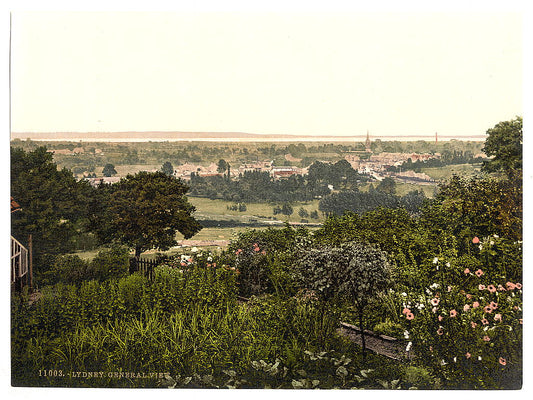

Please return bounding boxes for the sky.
[8,5,525,138]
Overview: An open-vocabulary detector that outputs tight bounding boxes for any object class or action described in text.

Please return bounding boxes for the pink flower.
[406,312,414,321]
[481,318,489,325]
[464,268,471,274]
[487,285,497,293]
[473,301,480,308]
[465,352,471,359]
[450,309,457,318]
[471,321,478,329]
[499,357,507,366]
[494,314,502,322]
[464,304,471,312]
[484,305,493,313]
[490,301,498,310]
[261,250,266,255]
[475,269,484,277]
[519,319,523,324]
[506,282,516,290]
[402,307,411,315]
[437,327,444,335]
[235,249,243,255]
[466,293,472,299]
[438,315,443,321]
[516,283,522,289]
[478,284,486,291]
[432,307,438,313]
[430,298,440,306]
[483,335,491,342]
[498,285,506,291]
[472,237,480,244]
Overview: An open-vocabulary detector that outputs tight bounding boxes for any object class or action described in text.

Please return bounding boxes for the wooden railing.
[11,236,28,284]
[129,257,159,280]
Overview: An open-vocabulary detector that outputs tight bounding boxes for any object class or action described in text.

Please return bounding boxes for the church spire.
[365,130,371,152]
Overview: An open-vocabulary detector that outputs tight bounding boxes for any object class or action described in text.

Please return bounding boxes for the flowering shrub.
[398,240,522,389]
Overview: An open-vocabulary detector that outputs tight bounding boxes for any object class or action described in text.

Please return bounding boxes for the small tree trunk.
[135,246,142,258]
[359,307,366,360]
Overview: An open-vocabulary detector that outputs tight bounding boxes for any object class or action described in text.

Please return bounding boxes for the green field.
[188,196,324,223]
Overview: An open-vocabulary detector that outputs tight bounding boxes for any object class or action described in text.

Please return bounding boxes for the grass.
[189,197,324,223]
[359,182,437,198]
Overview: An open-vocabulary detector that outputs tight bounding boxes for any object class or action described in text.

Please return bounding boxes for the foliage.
[90,246,130,281]
[318,189,426,216]
[42,255,91,286]
[422,175,522,247]
[10,146,95,278]
[482,116,522,177]
[227,226,306,297]
[161,161,174,176]
[397,247,522,389]
[102,163,117,177]
[95,171,202,256]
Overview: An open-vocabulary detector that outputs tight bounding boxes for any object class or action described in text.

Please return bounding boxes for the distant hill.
[10,131,305,140]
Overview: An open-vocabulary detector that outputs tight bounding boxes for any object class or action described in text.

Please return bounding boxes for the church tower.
[365,130,372,153]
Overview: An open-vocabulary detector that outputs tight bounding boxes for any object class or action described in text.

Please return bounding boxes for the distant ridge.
[10,131,486,141]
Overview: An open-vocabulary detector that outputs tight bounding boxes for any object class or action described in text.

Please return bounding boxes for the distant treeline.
[11,138,485,177]
[318,188,427,216]
[188,160,369,203]
[387,150,485,173]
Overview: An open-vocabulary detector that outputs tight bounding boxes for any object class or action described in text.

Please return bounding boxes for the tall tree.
[11,146,92,274]
[161,161,174,176]
[482,116,522,177]
[102,163,117,177]
[98,171,202,257]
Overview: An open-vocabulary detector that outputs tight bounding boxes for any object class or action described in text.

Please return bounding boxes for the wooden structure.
[11,236,29,290]
[129,257,158,280]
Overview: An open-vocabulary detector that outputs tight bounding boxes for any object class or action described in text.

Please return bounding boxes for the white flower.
[426,288,432,295]
[433,257,439,264]
[490,241,494,246]
[430,283,439,290]
[446,262,451,268]
[401,292,407,297]
[493,234,499,238]
[509,326,513,331]
[483,326,489,331]
[191,247,199,253]
[441,360,447,366]
[406,342,412,352]
[207,256,213,262]
[479,245,483,250]
[453,357,457,363]
[403,330,410,339]
[478,356,482,361]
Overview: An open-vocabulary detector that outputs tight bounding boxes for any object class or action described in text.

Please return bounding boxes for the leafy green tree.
[377,177,396,195]
[97,171,202,257]
[281,203,294,217]
[161,161,174,176]
[11,146,93,277]
[90,246,130,281]
[482,116,522,177]
[295,241,391,354]
[217,159,229,173]
[298,207,309,219]
[102,163,117,177]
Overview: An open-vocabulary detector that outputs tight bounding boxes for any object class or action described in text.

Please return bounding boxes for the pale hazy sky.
[10,9,523,136]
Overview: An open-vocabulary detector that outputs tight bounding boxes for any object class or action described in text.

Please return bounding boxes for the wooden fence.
[129,257,159,280]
